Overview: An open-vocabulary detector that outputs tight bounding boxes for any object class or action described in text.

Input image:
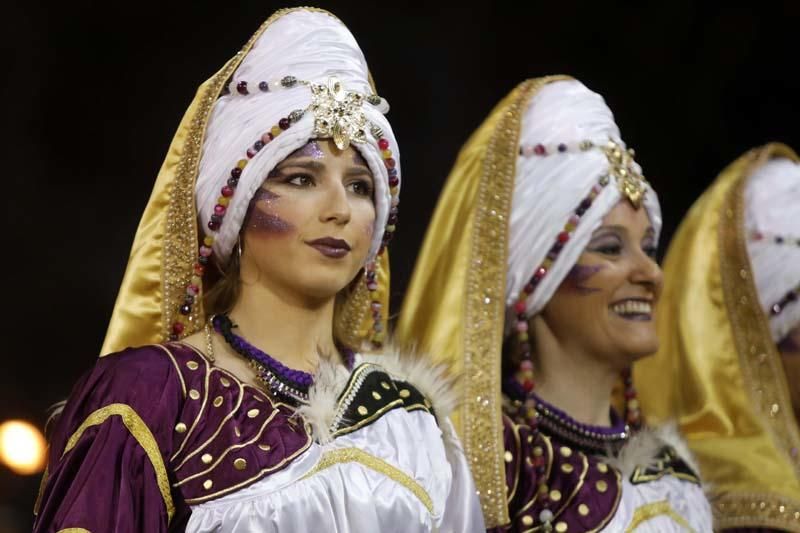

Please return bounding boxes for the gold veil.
[396,76,571,528]
[635,143,800,530]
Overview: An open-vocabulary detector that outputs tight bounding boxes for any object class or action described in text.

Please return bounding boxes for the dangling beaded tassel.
[367,132,400,349]
[621,368,642,431]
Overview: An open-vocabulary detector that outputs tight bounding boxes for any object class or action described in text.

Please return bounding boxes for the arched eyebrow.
[275,158,373,179]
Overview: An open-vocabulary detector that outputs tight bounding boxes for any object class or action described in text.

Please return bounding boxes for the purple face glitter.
[563,264,604,294]
[289,140,325,160]
[245,189,294,234]
[352,148,368,167]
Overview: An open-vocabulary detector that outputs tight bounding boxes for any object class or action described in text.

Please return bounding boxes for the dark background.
[2,1,798,529]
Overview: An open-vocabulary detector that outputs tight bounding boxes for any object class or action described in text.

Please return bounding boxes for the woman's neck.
[227,283,337,373]
[529,317,619,428]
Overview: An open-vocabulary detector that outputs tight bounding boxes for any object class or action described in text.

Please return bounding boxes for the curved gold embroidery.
[507,417,522,503]
[302,447,434,514]
[624,500,696,532]
[57,529,92,533]
[174,408,279,486]
[174,368,245,471]
[62,403,174,522]
[516,433,554,517]
[155,344,187,398]
[585,466,623,533]
[170,355,211,461]
[182,429,312,504]
[331,399,404,438]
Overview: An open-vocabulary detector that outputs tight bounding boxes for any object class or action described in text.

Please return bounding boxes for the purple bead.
[236,81,248,95]
[279,118,290,130]
[258,81,269,92]
[179,304,191,315]
[388,168,398,177]
[254,140,265,151]
[231,167,242,178]
[558,143,567,152]
[227,177,239,188]
[207,220,221,231]
[388,214,399,225]
[210,214,222,224]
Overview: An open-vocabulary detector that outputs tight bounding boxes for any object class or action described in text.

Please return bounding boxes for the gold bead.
[372,391,382,400]
[201,453,213,464]
[247,409,260,418]
[189,389,200,400]
[504,451,513,463]
[220,377,231,387]
[596,462,608,473]
[538,484,549,495]
[233,458,247,471]
[578,503,589,516]
[175,422,187,433]
[560,446,572,458]
[186,361,199,370]
[358,406,368,416]
[521,515,533,526]
[213,396,224,407]
[381,381,391,390]
[533,446,543,457]
[561,463,574,474]
[203,479,213,490]
[555,522,568,532]
[549,489,562,502]
[399,389,410,398]
[596,480,608,493]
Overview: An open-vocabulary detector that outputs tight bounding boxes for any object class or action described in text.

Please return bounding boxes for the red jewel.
[194,264,205,276]
[523,283,535,294]
[389,176,400,187]
[221,186,234,198]
[522,379,535,392]
[214,205,226,216]
[384,158,396,169]
[378,138,389,150]
[246,148,256,159]
[534,144,546,155]
[514,301,527,314]
[557,231,570,243]
[236,81,248,95]
[278,118,290,130]
[172,322,185,334]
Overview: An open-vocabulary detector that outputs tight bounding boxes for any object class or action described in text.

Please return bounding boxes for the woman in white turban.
[33,8,484,532]
[397,77,713,531]
[636,144,800,531]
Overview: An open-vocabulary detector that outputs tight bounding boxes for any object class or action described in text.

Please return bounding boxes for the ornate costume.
[636,143,800,532]
[33,8,483,532]
[397,77,712,531]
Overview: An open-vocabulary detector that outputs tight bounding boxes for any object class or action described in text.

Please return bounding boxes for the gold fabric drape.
[635,143,800,531]
[396,76,571,528]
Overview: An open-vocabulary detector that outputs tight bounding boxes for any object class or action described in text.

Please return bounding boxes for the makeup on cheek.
[563,264,604,294]
[245,189,294,234]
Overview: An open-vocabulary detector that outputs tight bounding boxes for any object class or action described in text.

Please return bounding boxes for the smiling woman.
[397,77,713,531]
[32,8,483,533]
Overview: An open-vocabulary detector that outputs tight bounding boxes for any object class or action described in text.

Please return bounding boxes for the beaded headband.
[171,75,400,349]
[510,138,645,428]
[519,139,648,208]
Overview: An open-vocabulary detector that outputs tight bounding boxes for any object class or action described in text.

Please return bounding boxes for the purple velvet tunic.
[33,342,310,532]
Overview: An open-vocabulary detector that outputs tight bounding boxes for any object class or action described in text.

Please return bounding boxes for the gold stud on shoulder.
[559,446,572,458]
[189,389,201,400]
[372,391,382,400]
[399,389,411,399]
[201,453,213,464]
[595,480,608,493]
[175,422,187,433]
[247,409,260,418]
[578,503,590,516]
[186,361,199,370]
[203,479,213,490]
[357,406,368,416]
[233,458,247,471]
[521,515,533,526]
[213,396,224,407]
[504,451,513,463]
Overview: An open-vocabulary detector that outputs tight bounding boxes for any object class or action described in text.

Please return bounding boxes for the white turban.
[745,157,800,342]
[506,80,662,314]
[195,9,399,263]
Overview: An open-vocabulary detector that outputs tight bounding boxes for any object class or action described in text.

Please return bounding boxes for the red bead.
[246,148,256,159]
[534,144,546,155]
[624,390,637,399]
[221,186,234,197]
[514,301,527,314]
[172,322,185,334]
[279,118,290,130]
[236,81,248,95]
[522,379,535,392]
[214,205,226,216]
[557,231,570,243]
[378,138,389,150]
[384,158,396,169]
[194,264,205,275]
[389,176,400,187]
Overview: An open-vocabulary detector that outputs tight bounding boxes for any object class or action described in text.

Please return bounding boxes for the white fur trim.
[605,422,702,480]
